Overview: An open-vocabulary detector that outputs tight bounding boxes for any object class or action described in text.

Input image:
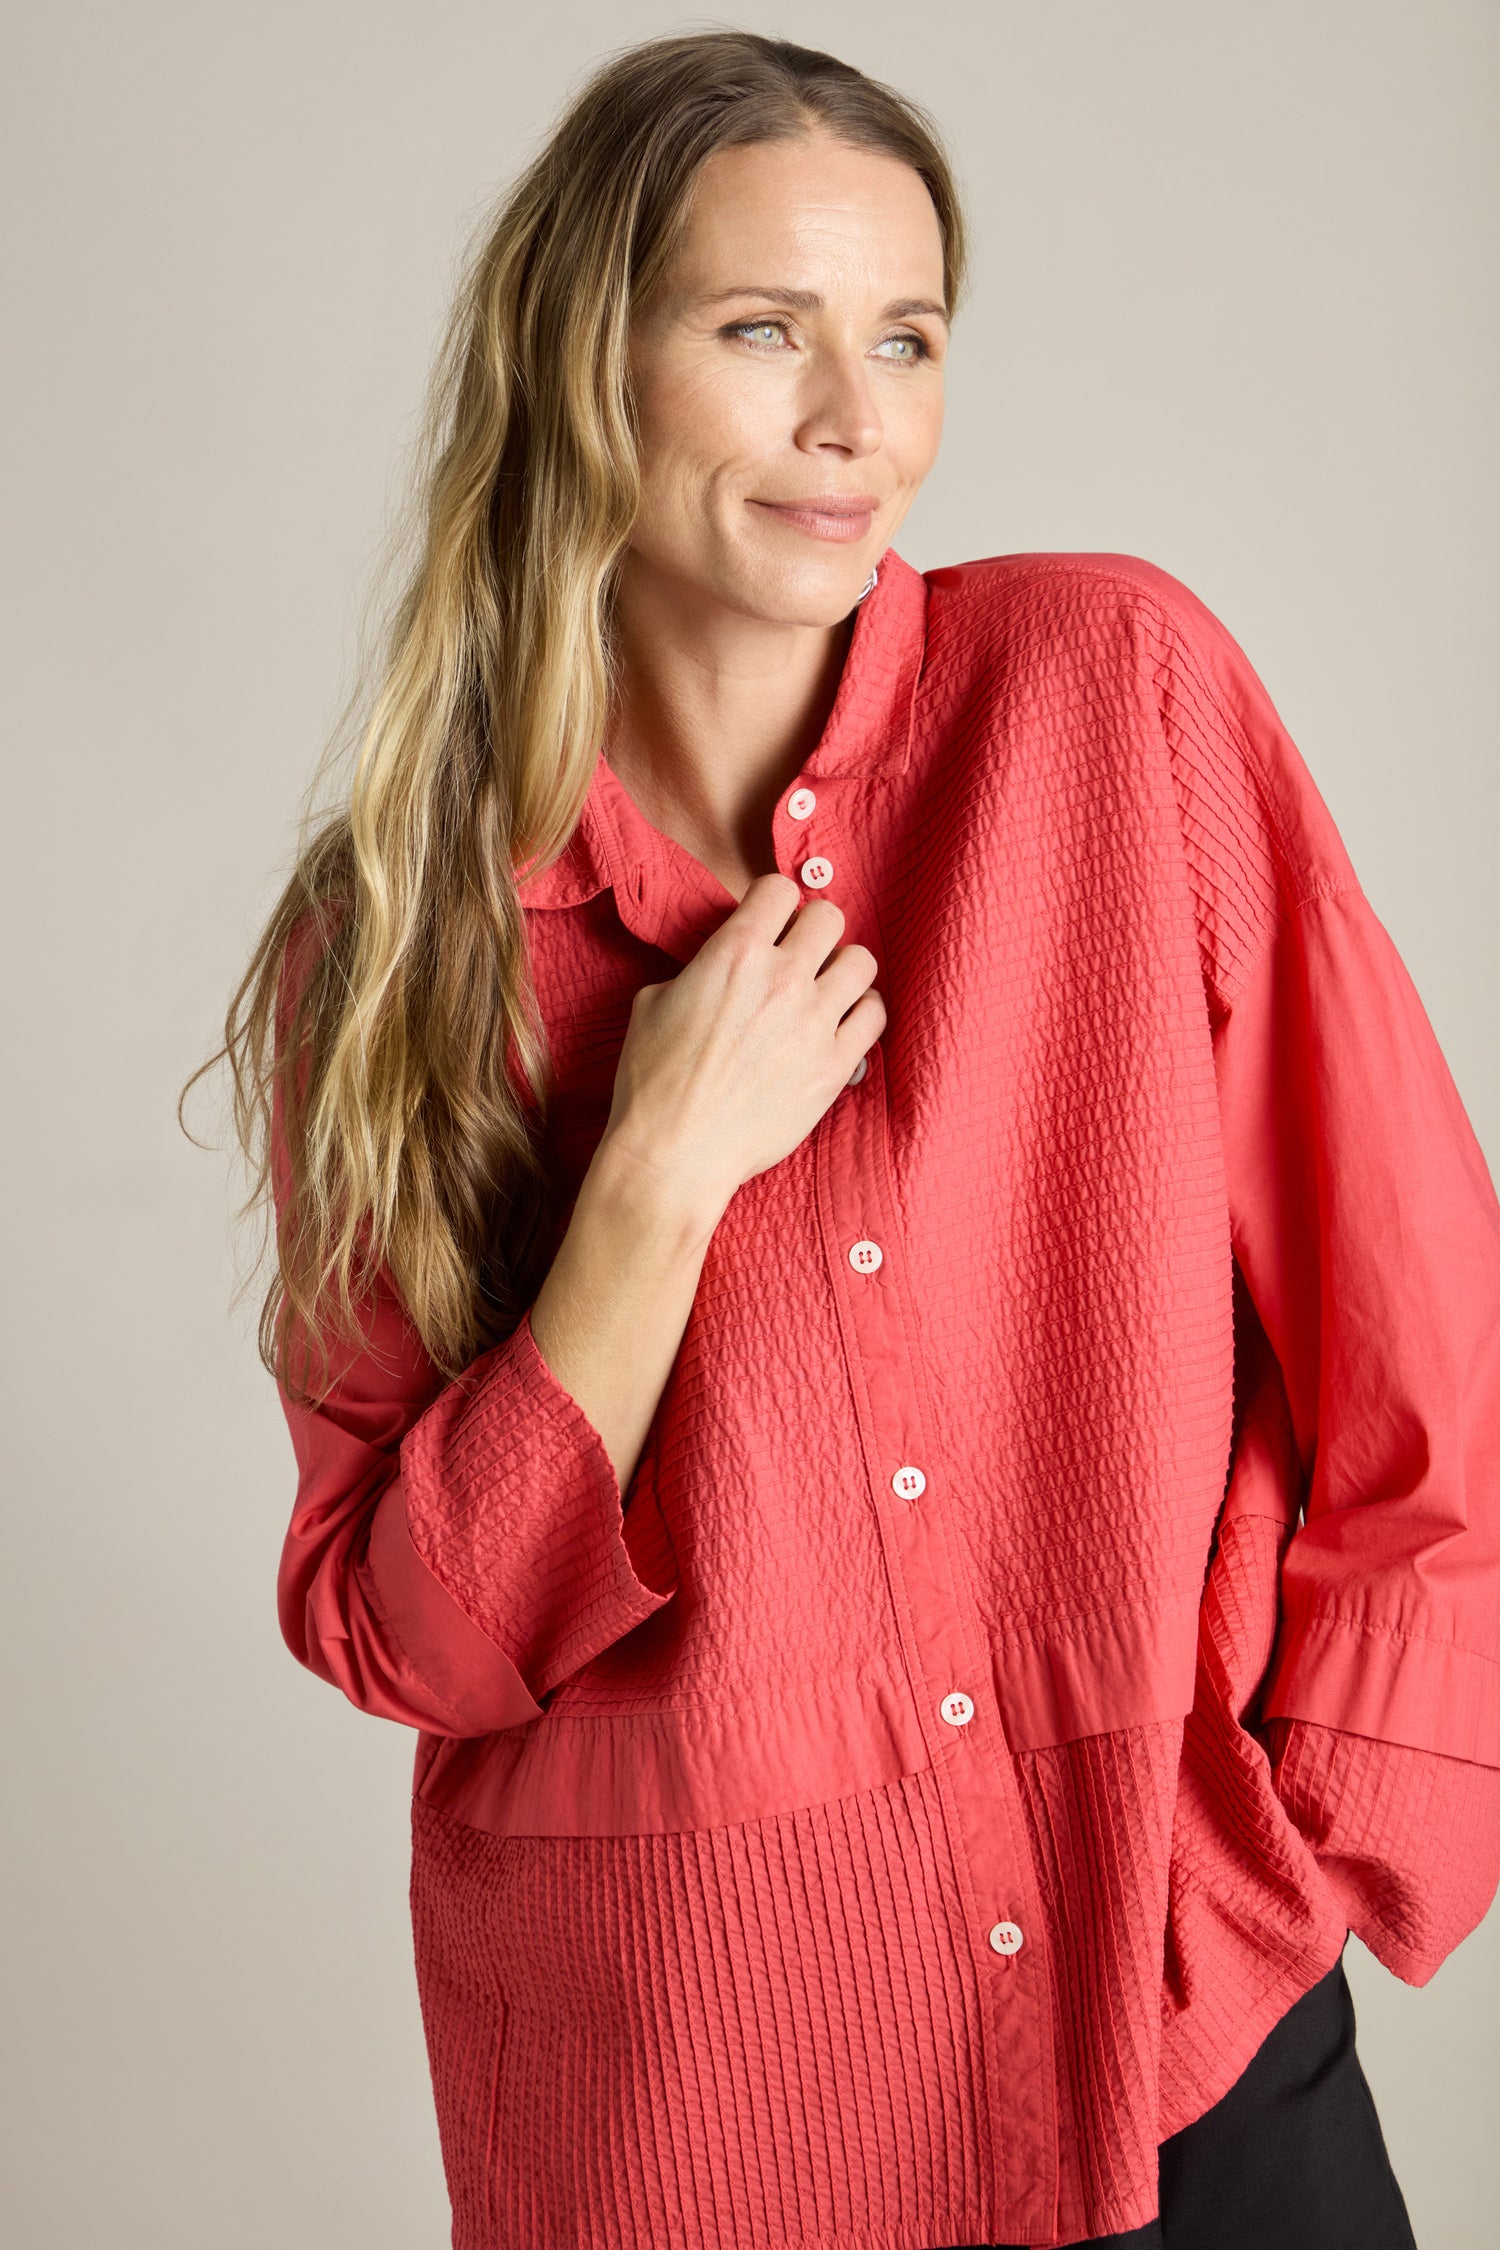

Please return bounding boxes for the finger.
[714,870,805,945]
[813,941,880,1011]
[833,987,886,1051]
[772,892,850,970]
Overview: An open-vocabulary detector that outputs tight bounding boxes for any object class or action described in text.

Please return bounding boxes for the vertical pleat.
[1012,1722,1181,2246]
[410,1771,997,2250]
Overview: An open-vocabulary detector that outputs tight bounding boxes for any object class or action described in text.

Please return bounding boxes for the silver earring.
[857,563,879,602]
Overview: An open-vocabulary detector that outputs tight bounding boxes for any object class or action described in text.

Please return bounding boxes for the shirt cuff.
[398,1307,679,1705]
[361,1477,548,1733]
[1261,1611,1500,1769]
[1260,1714,1500,1983]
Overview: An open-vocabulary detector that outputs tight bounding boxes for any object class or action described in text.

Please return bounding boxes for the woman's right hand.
[598,871,886,1227]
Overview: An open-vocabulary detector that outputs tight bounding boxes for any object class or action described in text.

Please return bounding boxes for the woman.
[196,29,1500,2250]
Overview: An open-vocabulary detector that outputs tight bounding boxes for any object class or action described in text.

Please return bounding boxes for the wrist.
[584,1128,727,1259]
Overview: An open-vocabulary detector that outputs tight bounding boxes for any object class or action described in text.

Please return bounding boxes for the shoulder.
[275,891,354,1052]
[914,547,1265,778]
[919,547,1360,924]
[916,549,1258,730]
[919,546,1306,794]
[921,546,1240,661]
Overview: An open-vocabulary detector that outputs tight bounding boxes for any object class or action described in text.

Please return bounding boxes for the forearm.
[528,1129,724,1497]
[274,871,878,1730]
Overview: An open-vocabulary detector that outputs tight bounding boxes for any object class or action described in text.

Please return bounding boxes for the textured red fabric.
[272,549,1500,2248]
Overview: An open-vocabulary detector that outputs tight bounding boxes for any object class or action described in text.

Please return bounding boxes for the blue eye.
[724,319,930,363]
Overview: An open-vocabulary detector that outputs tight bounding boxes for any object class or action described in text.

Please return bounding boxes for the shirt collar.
[515,545,928,914]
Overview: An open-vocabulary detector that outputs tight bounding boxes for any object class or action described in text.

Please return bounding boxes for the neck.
[604,556,856,893]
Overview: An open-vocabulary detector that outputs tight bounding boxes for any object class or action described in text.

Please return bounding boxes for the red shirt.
[274,549,1500,2248]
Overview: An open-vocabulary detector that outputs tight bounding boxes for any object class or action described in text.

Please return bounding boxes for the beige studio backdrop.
[3,3,1496,2245]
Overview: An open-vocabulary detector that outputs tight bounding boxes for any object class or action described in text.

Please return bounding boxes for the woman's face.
[625,132,950,626]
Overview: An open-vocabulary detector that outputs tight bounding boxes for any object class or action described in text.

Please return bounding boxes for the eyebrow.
[692,285,950,328]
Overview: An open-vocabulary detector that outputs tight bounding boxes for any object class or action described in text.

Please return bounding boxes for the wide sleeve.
[269,937,678,1739]
[1145,565,1500,1980]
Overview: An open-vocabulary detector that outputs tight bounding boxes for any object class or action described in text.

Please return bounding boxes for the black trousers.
[941,1948,1417,2249]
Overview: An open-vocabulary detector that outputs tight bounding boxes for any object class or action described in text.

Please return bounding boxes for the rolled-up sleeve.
[1216,873,1500,1767]
[269,925,678,1740]
[276,1280,679,1739]
[1214,875,1500,1976]
[1146,563,1500,1978]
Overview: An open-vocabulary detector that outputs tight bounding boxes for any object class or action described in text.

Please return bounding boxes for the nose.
[792,347,883,458]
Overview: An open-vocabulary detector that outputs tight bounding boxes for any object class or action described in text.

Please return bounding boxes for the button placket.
[812,1025,1060,2241]
[776,797,876,1093]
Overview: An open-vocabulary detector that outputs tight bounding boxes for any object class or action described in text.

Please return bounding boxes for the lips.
[753,495,879,516]
[749,496,879,543]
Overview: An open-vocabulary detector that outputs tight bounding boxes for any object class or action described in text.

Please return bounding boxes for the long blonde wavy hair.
[180,28,970,1407]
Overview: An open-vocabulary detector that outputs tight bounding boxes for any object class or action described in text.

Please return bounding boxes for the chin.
[725,551,870,627]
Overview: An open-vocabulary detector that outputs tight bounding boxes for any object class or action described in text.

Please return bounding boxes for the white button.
[787,786,816,819]
[800,856,834,888]
[891,1464,927,1501]
[988,1921,1024,1956]
[848,1239,883,1273]
[847,1053,868,1085]
[939,1691,975,1727]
